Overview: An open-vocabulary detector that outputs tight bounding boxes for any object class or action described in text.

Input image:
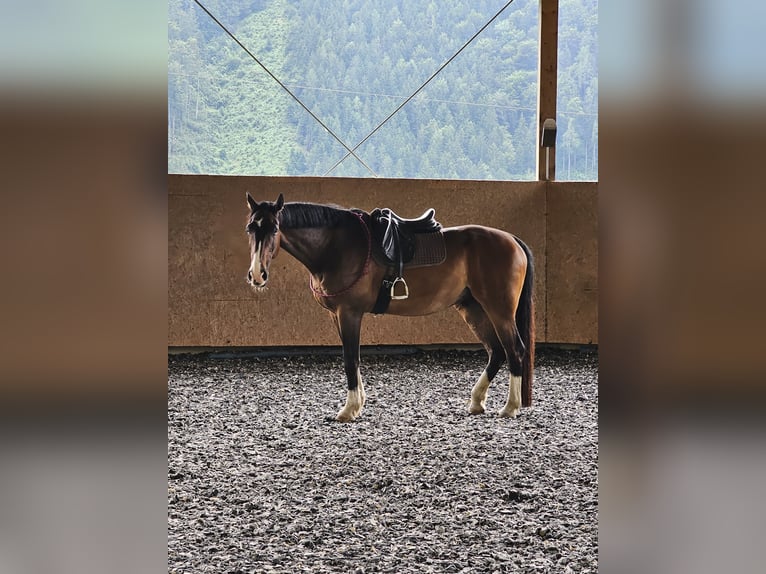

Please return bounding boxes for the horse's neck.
[279,227,338,275]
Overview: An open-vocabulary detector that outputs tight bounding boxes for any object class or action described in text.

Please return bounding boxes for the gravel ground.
[168,348,598,573]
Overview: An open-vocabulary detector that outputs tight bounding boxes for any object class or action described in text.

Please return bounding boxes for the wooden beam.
[537,0,559,181]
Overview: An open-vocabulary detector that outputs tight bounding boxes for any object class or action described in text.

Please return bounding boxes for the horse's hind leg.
[471,296,526,418]
[455,293,505,415]
[497,331,525,418]
[467,234,530,418]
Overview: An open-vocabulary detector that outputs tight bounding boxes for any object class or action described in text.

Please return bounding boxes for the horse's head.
[245,192,284,290]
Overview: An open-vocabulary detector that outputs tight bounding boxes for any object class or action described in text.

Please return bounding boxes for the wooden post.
[537,0,558,181]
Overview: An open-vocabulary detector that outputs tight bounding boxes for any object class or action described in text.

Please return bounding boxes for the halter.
[309,211,371,298]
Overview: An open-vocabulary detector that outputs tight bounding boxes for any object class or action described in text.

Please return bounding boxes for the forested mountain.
[169,0,597,180]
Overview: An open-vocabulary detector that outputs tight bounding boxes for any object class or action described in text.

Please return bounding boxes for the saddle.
[368,207,442,301]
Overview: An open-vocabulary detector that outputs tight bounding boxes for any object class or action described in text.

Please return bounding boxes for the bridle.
[309,211,371,298]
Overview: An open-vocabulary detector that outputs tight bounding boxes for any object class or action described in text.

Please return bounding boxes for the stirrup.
[390,277,409,300]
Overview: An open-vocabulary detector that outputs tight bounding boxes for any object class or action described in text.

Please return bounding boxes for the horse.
[245,192,534,423]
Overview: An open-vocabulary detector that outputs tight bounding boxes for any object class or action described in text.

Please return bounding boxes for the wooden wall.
[168,175,597,347]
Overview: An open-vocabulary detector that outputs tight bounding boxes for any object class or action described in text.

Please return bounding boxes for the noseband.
[309,211,371,298]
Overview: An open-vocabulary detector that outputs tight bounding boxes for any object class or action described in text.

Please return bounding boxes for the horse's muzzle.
[247,269,269,288]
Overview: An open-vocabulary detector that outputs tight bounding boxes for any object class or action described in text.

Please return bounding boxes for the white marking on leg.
[498,374,522,418]
[468,371,491,414]
[336,370,365,422]
[352,370,366,409]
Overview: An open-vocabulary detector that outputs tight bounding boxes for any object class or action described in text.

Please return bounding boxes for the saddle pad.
[406,232,446,268]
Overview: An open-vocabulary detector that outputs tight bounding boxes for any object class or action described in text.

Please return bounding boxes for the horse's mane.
[280,202,356,230]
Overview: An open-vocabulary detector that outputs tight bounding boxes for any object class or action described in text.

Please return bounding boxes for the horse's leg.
[476,314,524,418]
[333,309,366,423]
[472,295,525,418]
[497,330,525,418]
[455,293,505,414]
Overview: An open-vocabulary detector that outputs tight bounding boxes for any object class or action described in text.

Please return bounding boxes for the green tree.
[169,0,597,180]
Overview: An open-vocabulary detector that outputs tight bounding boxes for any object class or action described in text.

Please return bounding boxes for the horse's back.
[444,225,526,259]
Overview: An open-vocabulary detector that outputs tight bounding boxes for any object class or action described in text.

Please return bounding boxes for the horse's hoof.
[335,408,360,423]
[498,407,519,418]
[336,389,364,422]
[467,401,486,415]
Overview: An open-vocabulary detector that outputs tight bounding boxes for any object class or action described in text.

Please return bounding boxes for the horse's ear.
[275,193,284,212]
[246,192,257,212]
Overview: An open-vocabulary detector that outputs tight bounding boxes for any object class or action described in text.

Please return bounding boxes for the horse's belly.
[384,265,466,317]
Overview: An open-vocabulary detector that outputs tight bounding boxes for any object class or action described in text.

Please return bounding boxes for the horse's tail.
[515,236,535,407]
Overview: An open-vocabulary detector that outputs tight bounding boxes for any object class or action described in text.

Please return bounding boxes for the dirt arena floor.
[168,347,598,573]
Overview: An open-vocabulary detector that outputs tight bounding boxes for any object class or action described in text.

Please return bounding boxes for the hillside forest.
[169,0,597,180]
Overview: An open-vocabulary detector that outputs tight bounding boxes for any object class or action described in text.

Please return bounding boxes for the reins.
[309,211,371,298]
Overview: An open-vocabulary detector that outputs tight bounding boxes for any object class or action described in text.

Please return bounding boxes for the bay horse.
[245,193,534,423]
